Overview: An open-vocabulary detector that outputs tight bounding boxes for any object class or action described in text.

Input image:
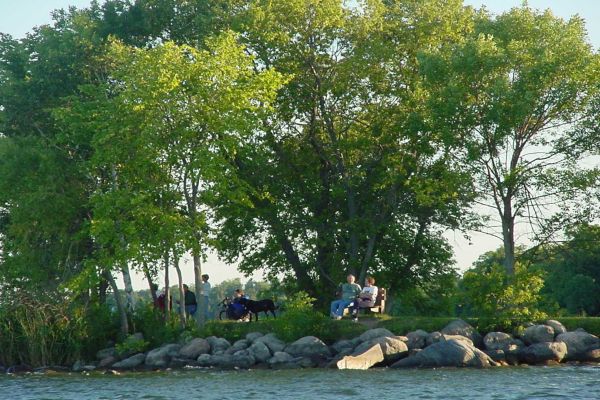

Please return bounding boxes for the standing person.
[330,274,361,320]
[200,274,211,320]
[155,287,172,313]
[182,284,197,317]
[350,276,378,322]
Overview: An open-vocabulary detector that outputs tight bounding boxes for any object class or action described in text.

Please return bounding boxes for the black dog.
[237,298,278,321]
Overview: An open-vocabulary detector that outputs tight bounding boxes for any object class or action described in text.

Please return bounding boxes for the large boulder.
[96,347,117,360]
[406,330,429,350]
[440,319,483,348]
[196,352,255,369]
[584,348,600,362]
[179,338,210,359]
[336,344,384,370]
[112,353,146,369]
[556,331,600,360]
[391,338,497,368]
[246,332,264,343]
[284,336,331,359]
[522,325,554,345]
[145,344,181,368]
[98,356,118,368]
[331,339,355,355]
[226,339,250,355]
[484,332,519,352]
[248,341,272,363]
[518,342,567,364]
[206,336,231,354]
[352,336,408,363]
[545,320,567,337]
[358,328,395,343]
[267,352,301,369]
[254,334,286,353]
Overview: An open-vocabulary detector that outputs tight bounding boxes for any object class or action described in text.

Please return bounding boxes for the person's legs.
[330,300,342,316]
[334,299,353,317]
[203,296,210,320]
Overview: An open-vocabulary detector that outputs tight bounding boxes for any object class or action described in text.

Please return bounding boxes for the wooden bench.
[343,288,386,316]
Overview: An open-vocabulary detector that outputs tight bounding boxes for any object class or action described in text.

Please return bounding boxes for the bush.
[115,334,149,356]
[0,293,119,367]
[457,262,547,331]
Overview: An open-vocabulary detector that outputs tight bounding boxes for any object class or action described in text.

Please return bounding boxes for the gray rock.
[426,332,443,347]
[248,341,272,363]
[255,333,286,353]
[556,331,600,360]
[82,365,96,372]
[331,339,355,354]
[391,338,497,368]
[284,336,331,359]
[358,328,395,343]
[169,357,199,368]
[246,332,264,343]
[337,344,385,370]
[145,344,181,368]
[267,352,301,369]
[352,336,408,363]
[72,360,85,372]
[523,325,555,345]
[583,348,600,362]
[131,332,144,341]
[206,336,231,354]
[226,339,250,354]
[518,342,567,364]
[440,319,483,348]
[96,347,117,360]
[406,329,429,350]
[484,332,516,352]
[179,338,210,359]
[112,353,146,369]
[197,354,212,365]
[545,320,567,337]
[484,349,506,362]
[98,356,118,368]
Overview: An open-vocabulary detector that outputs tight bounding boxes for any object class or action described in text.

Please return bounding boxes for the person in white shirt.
[350,276,378,322]
[200,274,211,320]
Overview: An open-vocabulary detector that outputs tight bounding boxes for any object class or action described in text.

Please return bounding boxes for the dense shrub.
[0,294,119,367]
[457,262,547,331]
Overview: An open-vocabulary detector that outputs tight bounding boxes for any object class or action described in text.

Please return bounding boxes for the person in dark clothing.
[182,284,197,316]
[155,286,172,313]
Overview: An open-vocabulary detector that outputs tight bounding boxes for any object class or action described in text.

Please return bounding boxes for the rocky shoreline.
[3,319,599,374]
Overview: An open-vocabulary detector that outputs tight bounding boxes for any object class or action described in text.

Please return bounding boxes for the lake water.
[1,365,599,400]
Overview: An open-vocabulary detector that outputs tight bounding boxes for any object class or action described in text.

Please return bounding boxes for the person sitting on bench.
[350,276,378,322]
[330,274,361,320]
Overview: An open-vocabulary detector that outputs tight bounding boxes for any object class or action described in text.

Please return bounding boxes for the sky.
[0,0,598,289]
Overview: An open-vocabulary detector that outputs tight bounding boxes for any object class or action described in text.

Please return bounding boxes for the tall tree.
[420,5,600,275]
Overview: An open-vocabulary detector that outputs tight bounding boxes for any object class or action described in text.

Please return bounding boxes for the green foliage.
[553,317,600,337]
[115,334,149,357]
[389,272,459,317]
[0,294,119,367]
[457,261,547,330]
[532,224,600,316]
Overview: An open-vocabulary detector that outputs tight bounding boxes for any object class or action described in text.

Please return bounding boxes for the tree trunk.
[501,206,516,276]
[192,247,205,326]
[120,263,136,319]
[142,262,157,304]
[106,271,129,336]
[163,250,171,323]
[173,250,187,328]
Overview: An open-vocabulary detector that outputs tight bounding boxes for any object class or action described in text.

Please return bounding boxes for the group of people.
[330,274,378,321]
[154,274,212,320]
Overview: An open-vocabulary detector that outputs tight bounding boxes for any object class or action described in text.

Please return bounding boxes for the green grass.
[197,315,367,344]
